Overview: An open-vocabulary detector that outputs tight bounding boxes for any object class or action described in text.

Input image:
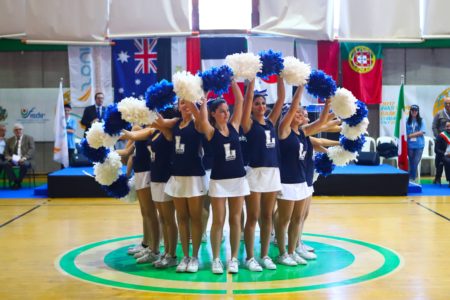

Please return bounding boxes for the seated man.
[4,123,35,189]
[435,121,450,187]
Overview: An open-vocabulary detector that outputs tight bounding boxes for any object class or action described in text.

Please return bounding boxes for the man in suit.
[4,123,35,189]
[81,92,106,135]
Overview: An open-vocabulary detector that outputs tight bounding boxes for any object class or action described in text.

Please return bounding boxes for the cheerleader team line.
[81,52,365,274]
[116,76,341,275]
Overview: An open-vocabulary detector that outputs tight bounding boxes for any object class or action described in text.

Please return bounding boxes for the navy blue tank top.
[209,124,246,180]
[305,136,314,187]
[171,120,205,176]
[239,127,249,166]
[245,119,279,168]
[202,136,214,171]
[148,131,173,183]
[279,130,307,184]
[133,140,151,173]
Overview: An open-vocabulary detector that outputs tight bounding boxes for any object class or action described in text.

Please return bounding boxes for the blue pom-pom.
[102,174,130,198]
[257,49,284,79]
[80,138,109,163]
[145,79,177,112]
[340,135,366,153]
[103,104,131,136]
[200,65,234,95]
[314,152,335,177]
[342,100,368,126]
[305,70,337,100]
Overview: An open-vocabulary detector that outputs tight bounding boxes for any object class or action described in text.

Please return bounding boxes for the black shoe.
[433,178,441,185]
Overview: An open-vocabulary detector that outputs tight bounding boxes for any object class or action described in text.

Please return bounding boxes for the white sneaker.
[187,257,199,273]
[176,257,190,273]
[261,256,277,270]
[228,257,239,274]
[291,252,308,265]
[296,245,317,260]
[212,258,224,274]
[155,255,178,269]
[245,257,263,272]
[134,247,149,259]
[136,251,160,264]
[127,243,145,255]
[277,253,297,266]
[302,242,315,252]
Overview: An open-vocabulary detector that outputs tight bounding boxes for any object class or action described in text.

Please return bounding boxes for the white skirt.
[306,185,314,198]
[209,176,250,198]
[164,176,207,198]
[150,182,172,202]
[246,167,282,193]
[134,171,151,190]
[278,182,309,201]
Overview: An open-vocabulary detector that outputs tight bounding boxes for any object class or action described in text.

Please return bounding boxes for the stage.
[47,164,409,198]
[313,164,409,196]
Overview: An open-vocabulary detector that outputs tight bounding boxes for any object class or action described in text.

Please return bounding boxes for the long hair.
[407,108,422,128]
[207,98,227,127]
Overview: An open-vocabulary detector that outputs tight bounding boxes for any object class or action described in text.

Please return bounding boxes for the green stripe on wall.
[0,38,67,51]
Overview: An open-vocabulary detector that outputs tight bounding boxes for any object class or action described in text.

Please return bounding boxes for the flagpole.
[400,74,404,85]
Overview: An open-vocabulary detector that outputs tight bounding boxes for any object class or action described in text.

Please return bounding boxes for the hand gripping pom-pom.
[145,80,177,112]
[280,57,311,86]
[200,65,233,95]
[314,152,335,177]
[257,49,284,79]
[306,70,337,100]
[225,52,261,80]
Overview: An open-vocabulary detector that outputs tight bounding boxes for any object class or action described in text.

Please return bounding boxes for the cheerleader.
[187,80,249,274]
[241,76,285,271]
[159,99,207,273]
[121,126,160,264]
[275,87,332,266]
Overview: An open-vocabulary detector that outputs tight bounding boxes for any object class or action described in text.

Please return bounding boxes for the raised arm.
[278,85,303,139]
[268,76,286,125]
[241,78,255,133]
[185,100,215,141]
[310,136,340,147]
[230,80,244,131]
[319,118,342,133]
[302,98,332,137]
[121,127,155,141]
[155,115,180,129]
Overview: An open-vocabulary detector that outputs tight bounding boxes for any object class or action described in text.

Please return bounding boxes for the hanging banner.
[68,46,113,107]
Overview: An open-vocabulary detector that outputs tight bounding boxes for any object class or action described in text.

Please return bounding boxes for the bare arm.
[116,139,135,157]
[268,76,286,125]
[319,118,342,133]
[302,98,332,137]
[310,136,340,148]
[121,127,155,141]
[155,115,180,129]
[278,85,303,139]
[185,100,214,140]
[241,78,255,133]
[230,80,244,131]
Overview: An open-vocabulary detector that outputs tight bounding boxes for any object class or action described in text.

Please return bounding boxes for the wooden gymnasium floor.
[0,195,448,299]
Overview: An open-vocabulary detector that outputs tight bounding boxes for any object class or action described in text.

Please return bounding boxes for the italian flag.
[394,83,408,171]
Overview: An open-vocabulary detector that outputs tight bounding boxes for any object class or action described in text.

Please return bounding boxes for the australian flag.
[112,38,158,102]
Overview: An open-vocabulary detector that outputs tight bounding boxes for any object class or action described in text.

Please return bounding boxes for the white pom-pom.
[280,56,311,86]
[225,52,262,80]
[173,71,204,103]
[118,97,154,125]
[327,146,358,166]
[119,176,137,203]
[102,134,121,148]
[93,151,122,185]
[86,122,105,149]
[341,118,369,140]
[330,88,358,119]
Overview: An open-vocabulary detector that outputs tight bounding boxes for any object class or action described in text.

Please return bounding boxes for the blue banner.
[112,38,158,102]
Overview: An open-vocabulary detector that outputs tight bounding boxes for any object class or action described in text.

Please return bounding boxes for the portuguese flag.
[341,43,383,104]
[394,83,408,171]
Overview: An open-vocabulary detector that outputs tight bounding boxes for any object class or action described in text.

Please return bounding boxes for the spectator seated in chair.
[3,123,35,190]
